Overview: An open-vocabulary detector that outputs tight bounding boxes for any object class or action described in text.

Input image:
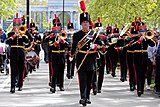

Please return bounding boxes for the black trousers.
[10,59,25,89]
[110,54,118,75]
[48,51,52,83]
[119,52,127,80]
[106,52,111,73]
[146,59,153,85]
[66,54,75,77]
[51,53,65,89]
[97,54,105,90]
[134,53,147,93]
[92,70,97,91]
[155,56,160,91]
[127,52,136,86]
[78,70,94,100]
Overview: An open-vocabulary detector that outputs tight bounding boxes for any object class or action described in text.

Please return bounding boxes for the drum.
[25,51,40,66]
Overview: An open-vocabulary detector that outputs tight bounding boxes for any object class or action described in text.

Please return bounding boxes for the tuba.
[145,30,154,39]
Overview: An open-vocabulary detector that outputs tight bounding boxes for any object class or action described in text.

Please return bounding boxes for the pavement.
[0,51,160,107]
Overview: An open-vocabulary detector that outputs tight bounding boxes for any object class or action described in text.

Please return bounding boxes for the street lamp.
[26,0,29,28]
[63,0,64,29]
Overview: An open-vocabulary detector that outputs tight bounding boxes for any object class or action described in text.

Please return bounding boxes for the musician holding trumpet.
[125,17,155,97]
[6,24,29,93]
[45,17,69,93]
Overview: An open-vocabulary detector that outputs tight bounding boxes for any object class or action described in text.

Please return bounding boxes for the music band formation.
[0,0,160,106]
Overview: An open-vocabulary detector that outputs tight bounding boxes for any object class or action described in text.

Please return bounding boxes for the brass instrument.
[77,30,93,49]
[58,30,67,40]
[120,23,130,37]
[18,25,27,35]
[78,28,104,49]
[123,31,132,39]
[145,30,154,39]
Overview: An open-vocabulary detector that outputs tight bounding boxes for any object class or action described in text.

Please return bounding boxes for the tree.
[0,0,19,19]
[85,0,160,28]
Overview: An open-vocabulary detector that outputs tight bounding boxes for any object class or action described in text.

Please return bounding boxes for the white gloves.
[90,43,97,50]
[69,56,73,62]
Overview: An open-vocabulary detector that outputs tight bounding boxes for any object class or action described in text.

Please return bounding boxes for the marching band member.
[33,29,41,69]
[115,29,129,82]
[66,19,75,79]
[42,30,50,63]
[129,21,155,96]
[46,16,68,93]
[6,26,29,93]
[108,24,119,77]
[46,14,60,86]
[105,24,112,74]
[70,0,101,106]
[95,16,108,93]
[127,21,139,92]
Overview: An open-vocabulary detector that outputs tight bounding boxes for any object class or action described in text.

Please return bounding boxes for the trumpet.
[145,30,154,39]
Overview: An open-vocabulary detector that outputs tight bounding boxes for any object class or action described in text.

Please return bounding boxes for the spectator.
[0,27,7,43]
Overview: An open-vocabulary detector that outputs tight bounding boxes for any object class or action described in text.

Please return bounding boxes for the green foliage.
[86,0,160,28]
[0,0,19,19]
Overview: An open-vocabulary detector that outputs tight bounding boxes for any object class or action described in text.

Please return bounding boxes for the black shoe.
[79,99,86,106]
[111,73,116,77]
[85,99,91,104]
[18,87,22,91]
[120,78,125,82]
[59,87,65,91]
[106,71,110,74]
[138,91,142,97]
[6,59,9,64]
[10,88,15,93]
[124,78,127,81]
[93,89,97,95]
[45,60,48,63]
[48,82,52,86]
[50,88,56,93]
[130,84,135,91]
[37,65,39,69]
[66,74,71,79]
[97,90,101,93]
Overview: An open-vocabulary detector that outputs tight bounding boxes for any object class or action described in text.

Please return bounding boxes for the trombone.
[144,30,154,39]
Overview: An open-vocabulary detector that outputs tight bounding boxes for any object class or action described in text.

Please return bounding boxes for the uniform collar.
[82,28,89,33]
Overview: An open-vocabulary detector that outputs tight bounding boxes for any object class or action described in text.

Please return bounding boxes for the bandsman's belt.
[11,45,24,49]
[127,50,134,53]
[78,50,97,54]
[134,50,147,53]
[52,50,65,53]
[127,50,147,53]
